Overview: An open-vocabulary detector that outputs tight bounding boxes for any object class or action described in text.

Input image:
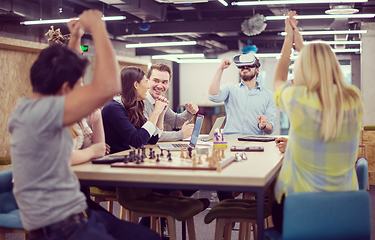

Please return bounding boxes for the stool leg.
[166,216,177,240]
[214,219,225,240]
[224,223,231,240]
[244,223,250,240]
[120,207,126,220]
[186,217,196,240]
[150,216,157,231]
[130,212,141,223]
[252,224,257,240]
[238,222,245,240]
[156,218,162,236]
[107,201,114,213]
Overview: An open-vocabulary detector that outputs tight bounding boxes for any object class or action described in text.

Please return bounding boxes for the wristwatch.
[258,123,267,131]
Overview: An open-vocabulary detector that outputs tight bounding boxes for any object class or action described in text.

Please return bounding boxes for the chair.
[356,158,368,191]
[204,180,276,240]
[264,191,371,240]
[0,169,29,240]
[116,187,206,240]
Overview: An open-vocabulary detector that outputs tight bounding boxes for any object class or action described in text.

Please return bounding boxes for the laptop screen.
[190,115,204,147]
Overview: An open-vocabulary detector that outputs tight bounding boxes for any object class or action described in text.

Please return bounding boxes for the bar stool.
[116,187,206,240]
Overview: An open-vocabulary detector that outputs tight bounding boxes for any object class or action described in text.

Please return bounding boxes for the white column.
[361,22,375,125]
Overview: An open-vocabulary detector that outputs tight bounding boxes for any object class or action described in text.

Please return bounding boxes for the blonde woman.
[272,11,364,232]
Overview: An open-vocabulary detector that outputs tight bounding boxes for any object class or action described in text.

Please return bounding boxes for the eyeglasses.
[238,65,256,69]
[234,152,248,162]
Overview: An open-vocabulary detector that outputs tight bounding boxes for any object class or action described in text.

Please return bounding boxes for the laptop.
[200,116,226,141]
[159,114,204,151]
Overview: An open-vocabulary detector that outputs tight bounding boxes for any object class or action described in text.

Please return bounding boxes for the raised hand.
[185,102,199,115]
[257,115,268,129]
[78,9,105,34]
[67,19,84,39]
[220,58,231,70]
[181,121,194,139]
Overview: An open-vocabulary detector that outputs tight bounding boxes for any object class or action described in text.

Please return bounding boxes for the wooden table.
[72,135,284,240]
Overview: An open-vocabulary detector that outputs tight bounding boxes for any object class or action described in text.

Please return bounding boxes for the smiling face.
[239,65,259,81]
[135,76,150,101]
[148,69,170,99]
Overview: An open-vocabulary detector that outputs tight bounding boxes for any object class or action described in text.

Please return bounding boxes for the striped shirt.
[274,82,363,203]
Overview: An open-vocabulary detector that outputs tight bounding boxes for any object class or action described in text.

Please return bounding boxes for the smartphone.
[230,146,264,152]
[92,155,125,164]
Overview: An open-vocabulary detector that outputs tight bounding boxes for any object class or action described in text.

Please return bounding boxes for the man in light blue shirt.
[208,52,276,135]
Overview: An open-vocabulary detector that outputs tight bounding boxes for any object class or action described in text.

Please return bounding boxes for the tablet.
[237,136,277,142]
[92,155,125,164]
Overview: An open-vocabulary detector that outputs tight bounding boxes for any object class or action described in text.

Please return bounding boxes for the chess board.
[110,148,235,171]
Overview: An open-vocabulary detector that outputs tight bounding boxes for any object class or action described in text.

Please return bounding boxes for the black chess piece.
[167,150,171,157]
[168,154,172,161]
[142,147,147,159]
[156,154,160,162]
[123,155,129,163]
[160,149,164,157]
[188,147,193,158]
[149,148,154,159]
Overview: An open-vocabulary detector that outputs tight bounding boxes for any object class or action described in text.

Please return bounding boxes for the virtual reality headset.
[233,52,261,68]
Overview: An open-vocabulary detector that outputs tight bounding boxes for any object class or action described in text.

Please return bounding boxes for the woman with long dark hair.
[102,66,168,154]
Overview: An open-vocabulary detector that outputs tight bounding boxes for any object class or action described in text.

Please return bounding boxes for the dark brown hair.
[146,63,172,80]
[120,66,147,129]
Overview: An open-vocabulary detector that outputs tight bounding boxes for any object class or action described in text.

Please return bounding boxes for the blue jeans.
[31,207,161,240]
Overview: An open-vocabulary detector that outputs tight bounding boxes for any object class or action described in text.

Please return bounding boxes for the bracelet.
[258,123,267,131]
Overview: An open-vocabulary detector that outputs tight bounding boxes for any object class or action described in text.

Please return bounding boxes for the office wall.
[0,37,46,157]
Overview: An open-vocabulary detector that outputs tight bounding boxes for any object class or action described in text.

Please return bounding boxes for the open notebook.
[158,114,204,151]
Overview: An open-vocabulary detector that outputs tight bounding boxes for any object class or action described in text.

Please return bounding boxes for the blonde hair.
[293,42,363,141]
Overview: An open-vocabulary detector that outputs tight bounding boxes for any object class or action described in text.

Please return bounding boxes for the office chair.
[264,191,371,240]
[0,169,28,240]
[356,158,368,191]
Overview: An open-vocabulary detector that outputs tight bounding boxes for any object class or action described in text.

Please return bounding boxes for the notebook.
[158,114,204,151]
[200,116,226,141]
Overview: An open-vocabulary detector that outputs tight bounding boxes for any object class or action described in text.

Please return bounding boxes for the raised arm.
[209,58,231,95]
[63,9,120,126]
[274,11,298,90]
[67,20,84,53]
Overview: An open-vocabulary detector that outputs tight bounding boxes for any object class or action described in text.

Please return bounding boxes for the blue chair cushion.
[0,209,23,229]
[264,227,282,240]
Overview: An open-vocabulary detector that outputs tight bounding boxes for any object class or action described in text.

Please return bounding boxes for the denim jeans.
[31,206,161,240]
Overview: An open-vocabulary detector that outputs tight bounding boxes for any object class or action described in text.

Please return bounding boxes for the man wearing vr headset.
[208,52,276,135]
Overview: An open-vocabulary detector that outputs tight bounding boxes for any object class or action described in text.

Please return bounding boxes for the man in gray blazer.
[144,63,199,141]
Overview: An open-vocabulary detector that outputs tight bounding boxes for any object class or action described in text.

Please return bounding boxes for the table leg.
[182,220,186,240]
[256,190,265,240]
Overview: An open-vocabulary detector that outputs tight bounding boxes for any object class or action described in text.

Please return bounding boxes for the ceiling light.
[304,40,361,45]
[117,32,200,39]
[265,13,374,20]
[125,41,197,48]
[218,0,228,6]
[280,30,367,36]
[177,59,222,63]
[332,48,361,53]
[325,5,359,14]
[20,16,125,25]
[232,0,368,6]
[152,53,205,59]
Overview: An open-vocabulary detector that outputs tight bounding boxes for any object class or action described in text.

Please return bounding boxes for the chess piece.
[168,154,172,161]
[160,149,164,157]
[180,147,184,158]
[216,163,222,172]
[192,155,197,167]
[188,147,193,158]
[167,150,171,158]
[221,149,225,159]
[156,154,160,162]
[205,152,209,162]
[198,154,202,164]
